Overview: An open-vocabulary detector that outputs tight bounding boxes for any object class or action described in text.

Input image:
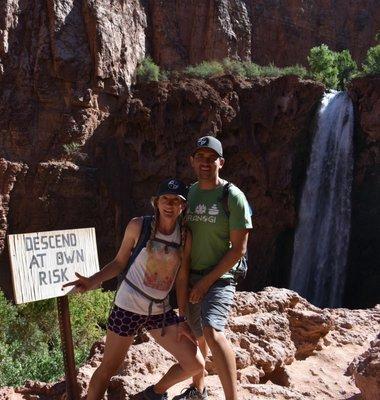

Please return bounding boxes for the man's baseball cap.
[194,136,223,157]
[156,178,188,200]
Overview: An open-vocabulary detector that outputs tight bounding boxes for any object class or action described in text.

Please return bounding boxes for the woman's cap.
[194,136,223,157]
[156,178,188,200]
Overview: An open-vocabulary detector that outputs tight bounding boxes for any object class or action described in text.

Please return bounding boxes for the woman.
[63,178,205,400]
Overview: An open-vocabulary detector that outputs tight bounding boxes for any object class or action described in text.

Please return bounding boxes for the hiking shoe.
[172,386,208,400]
[143,385,168,400]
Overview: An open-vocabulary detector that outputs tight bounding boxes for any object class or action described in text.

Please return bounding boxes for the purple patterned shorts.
[107,305,179,337]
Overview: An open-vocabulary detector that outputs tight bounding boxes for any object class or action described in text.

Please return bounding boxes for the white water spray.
[290,91,354,307]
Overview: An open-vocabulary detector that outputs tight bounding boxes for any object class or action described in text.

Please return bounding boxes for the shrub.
[308,44,339,89]
[259,63,283,77]
[308,45,359,89]
[222,58,246,76]
[362,44,380,75]
[137,56,160,82]
[184,61,224,78]
[242,61,262,78]
[281,64,308,78]
[63,142,81,156]
[0,289,113,386]
[336,50,358,89]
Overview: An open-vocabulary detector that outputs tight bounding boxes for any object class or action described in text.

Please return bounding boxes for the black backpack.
[219,182,253,282]
[117,215,153,289]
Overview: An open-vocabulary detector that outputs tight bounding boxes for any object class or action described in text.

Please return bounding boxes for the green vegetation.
[336,50,358,88]
[136,56,160,82]
[184,59,307,79]
[137,42,379,89]
[185,60,225,78]
[362,44,380,75]
[0,289,113,386]
[307,44,358,90]
[63,142,82,156]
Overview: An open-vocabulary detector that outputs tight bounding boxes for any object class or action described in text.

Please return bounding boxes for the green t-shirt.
[187,181,252,275]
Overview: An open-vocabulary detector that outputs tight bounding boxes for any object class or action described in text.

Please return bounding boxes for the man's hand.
[176,322,196,344]
[189,278,211,304]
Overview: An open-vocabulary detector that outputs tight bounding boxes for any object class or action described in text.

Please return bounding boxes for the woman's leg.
[87,329,134,400]
[191,335,209,388]
[149,324,205,394]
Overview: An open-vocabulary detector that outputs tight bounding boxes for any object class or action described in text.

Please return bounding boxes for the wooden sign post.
[8,227,100,400]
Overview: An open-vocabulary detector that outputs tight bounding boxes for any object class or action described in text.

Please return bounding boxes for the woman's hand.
[176,321,196,344]
[62,272,99,293]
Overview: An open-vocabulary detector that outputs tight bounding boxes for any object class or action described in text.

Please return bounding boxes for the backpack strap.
[220,182,232,217]
[117,215,153,289]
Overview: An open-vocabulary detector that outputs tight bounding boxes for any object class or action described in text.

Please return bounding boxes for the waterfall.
[290,91,354,308]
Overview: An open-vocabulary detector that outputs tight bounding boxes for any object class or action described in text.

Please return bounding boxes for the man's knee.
[203,326,223,346]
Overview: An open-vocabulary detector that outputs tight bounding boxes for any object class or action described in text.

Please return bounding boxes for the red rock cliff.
[146,0,379,68]
[0,1,378,308]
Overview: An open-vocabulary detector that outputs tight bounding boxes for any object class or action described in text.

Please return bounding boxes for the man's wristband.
[176,315,187,323]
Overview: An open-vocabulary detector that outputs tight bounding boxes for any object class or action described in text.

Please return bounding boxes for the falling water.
[290,91,354,308]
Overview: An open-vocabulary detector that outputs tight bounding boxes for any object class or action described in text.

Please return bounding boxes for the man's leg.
[200,281,236,400]
[203,327,237,400]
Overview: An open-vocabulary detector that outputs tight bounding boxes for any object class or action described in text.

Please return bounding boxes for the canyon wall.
[0,1,378,306]
[146,0,380,69]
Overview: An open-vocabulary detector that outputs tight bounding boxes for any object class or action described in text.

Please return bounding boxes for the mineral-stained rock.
[145,0,380,68]
[345,76,380,308]
[2,287,378,399]
[349,334,380,400]
[0,74,324,299]
[147,0,251,69]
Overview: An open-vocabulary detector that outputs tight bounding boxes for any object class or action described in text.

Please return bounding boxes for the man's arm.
[189,229,249,304]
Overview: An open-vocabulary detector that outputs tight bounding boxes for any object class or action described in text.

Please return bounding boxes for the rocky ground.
[1,287,379,400]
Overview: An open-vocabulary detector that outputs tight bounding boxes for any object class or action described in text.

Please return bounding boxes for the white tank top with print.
[115,223,181,315]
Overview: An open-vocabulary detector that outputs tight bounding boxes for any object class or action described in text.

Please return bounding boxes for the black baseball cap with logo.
[194,136,223,157]
[156,178,188,200]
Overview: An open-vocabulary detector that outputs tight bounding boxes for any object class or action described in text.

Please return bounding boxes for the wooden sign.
[8,228,99,304]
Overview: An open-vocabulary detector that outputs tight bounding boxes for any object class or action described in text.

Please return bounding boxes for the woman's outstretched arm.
[62,217,142,293]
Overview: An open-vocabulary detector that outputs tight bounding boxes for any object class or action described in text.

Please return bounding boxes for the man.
[174,136,252,400]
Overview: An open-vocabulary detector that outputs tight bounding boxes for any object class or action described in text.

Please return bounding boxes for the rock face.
[349,333,380,400]
[346,76,380,308]
[0,1,378,307]
[118,75,324,292]
[145,0,380,68]
[146,0,252,69]
[1,288,379,399]
[249,0,380,67]
[0,72,324,299]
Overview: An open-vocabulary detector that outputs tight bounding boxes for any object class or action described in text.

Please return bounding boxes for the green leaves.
[0,290,113,386]
[184,59,307,79]
[137,57,160,82]
[362,45,380,75]
[308,45,358,90]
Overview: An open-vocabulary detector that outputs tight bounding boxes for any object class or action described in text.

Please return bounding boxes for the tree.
[336,50,358,90]
[362,45,380,75]
[308,45,339,89]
